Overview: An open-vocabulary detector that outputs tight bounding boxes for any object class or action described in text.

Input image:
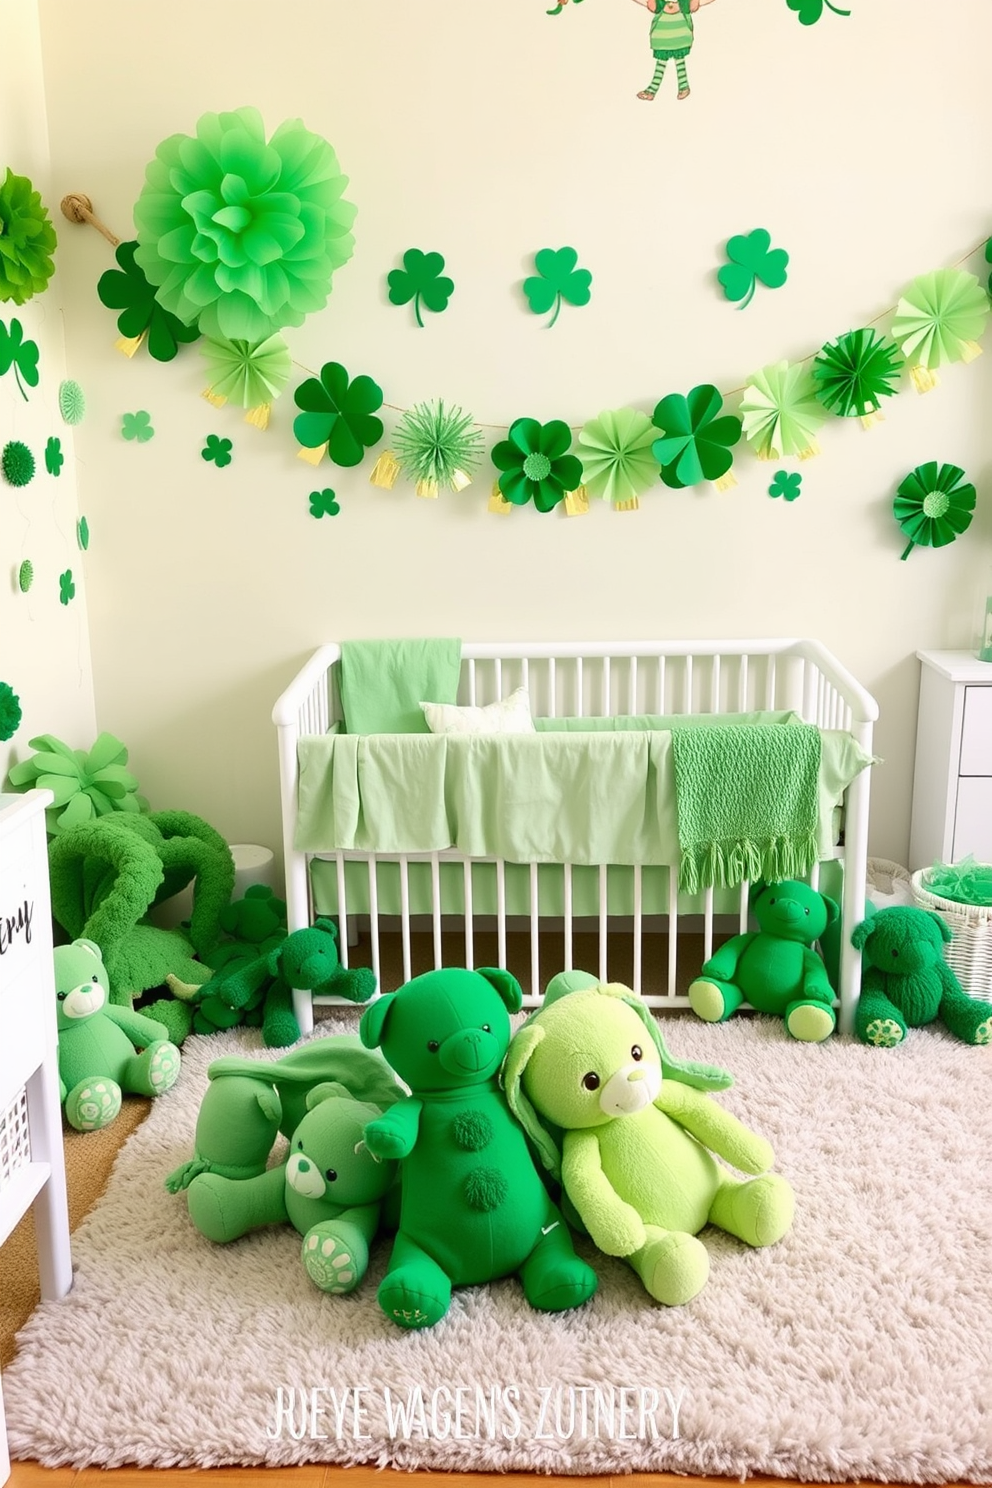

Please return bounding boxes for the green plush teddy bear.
[688,879,839,1042]
[851,905,992,1047]
[504,971,795,1306]
[359,967,599,1330]
[54,938,181,1131]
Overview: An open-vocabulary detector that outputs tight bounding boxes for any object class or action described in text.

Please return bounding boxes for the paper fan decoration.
[0,169,57,304]
[651,384,742,489]
[890,269,990,391]
[59,380,86,425]
[893,461,976,560]
[812,329,903,421]
[373,400,483,497]
[133,106,356,343]
[491,419,583,513]
[97,240,201,361]
[577,408,659,509]
[0,682,22,742]
[739,361,825,461]
[200,334,292,429]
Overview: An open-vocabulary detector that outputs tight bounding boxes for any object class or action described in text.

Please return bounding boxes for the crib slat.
[765,655,777,709]
[632,864,643,996]
[463,860,475,970]
[563,864,573,971]
[548,657,557,718]
[737,655,749,712]
[576,657,584,717]
[628,656,637,714]
[703,884,714,963]
[598,865,608,982]
[368,857,381,991]
[602,656,611,716]
[467,660,477,707]
[738,880,749,934]
[496,859,507,969]
[684,655,694,713]
[658,656,666,714]
[399,856,412,985]
[709,655,721,713]
[530,862,540,1001]
[336,853,349,969]
[431,853,443,969]
[667,867,678,999]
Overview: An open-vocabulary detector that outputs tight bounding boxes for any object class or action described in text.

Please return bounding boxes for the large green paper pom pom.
[0,681,22,742]
[0,169,57,304]
[2,440,36,486]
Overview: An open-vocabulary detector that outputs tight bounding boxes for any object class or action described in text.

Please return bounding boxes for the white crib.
[273,639,877,1036]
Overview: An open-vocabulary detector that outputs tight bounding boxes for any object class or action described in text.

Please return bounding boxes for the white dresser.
[0,790,72,1486]
[910,651,992,871]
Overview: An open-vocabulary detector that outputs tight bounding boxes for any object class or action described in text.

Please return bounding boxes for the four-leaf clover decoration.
[786,0,851,21]
[59,569,75,606]
[768,470,802,502]
[651,384,742,488]
[523,248,592,327]
[45,436,63,477]
[309,488,340,518]
[387,250,454,328]
[491,418,583,513]
[0,317,40,400]
[121,411,155,443]
[202,435,233,468]
[293,362,384,468]
[718,230,789,308]
[98,240,202,362]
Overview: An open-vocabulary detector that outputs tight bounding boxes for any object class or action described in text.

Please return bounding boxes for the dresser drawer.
[959,686,992,775]
[953,774,992,860]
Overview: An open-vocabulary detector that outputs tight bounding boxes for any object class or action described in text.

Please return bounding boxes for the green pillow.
[533,710,801,733]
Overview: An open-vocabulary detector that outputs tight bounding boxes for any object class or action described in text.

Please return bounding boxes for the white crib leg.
[294,986,315,1038]
[24,1060,72,1301]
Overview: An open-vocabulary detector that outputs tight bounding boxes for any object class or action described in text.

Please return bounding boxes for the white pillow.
[420,687,536,736]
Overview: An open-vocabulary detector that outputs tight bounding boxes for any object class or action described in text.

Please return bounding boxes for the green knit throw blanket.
[672,723,821,894]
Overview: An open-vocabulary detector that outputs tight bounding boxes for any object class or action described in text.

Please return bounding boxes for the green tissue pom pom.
[2,440,35,486]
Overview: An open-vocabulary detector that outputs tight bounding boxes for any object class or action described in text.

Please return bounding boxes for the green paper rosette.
[891,269,990,388]
[0,169,57,304]
[201,334,292,415]
[577,408,658,507]
[813,328,903,420]
[491,418,583,514]
[391,401,483,495]
[893,461,976,561]
[651,384,742,489]
[740,361,825,461]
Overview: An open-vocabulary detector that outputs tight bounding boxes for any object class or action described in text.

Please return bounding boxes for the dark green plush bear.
[688,879,839,1042]
[851,905,992,1047]
[359,967,599,1330]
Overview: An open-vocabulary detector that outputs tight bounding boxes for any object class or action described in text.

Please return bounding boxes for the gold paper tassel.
[450,469,473,493]
[369,451,401,489]
[244,403,271,430]
[859,411,884,431]
[297,442,327,467]
[960,341,983,364]
[714,471,738,493]
[202,388,227,409]
[564,486,590,517]
[910,365,940,394]
[115,331,146,358]
[613,495,639,512]
[797,441,821,461]
[489,481,513,515]
[416,479,439,499]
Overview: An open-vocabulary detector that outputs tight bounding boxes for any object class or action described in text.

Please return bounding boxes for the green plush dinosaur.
[851,905,992,1047]
[687,879,839,1042]
[54,938,180,1131]
[504,972,795,1306]
[359,966,598,1330]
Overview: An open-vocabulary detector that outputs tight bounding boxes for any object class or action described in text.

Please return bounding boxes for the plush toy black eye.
[296,1139,304,1150]
[427,1040,440,1052]
[582,1072,601,1091]
[57,991,67,1001]
[891,949,899,959]
[631,1044,643,1061]
[481,1024,491,1033]
[804,907,810,915]
[769,897,776,905]
[325,1169,337,1182]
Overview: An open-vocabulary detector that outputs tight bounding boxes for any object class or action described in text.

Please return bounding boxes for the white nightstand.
[910,651,992,871]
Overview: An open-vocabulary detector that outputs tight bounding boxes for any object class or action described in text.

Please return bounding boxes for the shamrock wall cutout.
[786,0,850,21]
[202,435,233,468]
[768,471,802,502]
[387,250,454,327]
[309,488,340,518]
[45,437,63,477]
[0,317,40,400]
[59,570,75,606]
[523,247,592,327]
[717,230,789,308]
[98,240,201,361]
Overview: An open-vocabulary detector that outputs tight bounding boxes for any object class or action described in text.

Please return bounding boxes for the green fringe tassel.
[678,832,819,895]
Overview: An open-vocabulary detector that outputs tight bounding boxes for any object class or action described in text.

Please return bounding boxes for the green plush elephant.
[852,905,992,1047]
[54,938,180,1131]
[688,879,839,1042]
[359,967,598,1330]
[504,972,794,1306]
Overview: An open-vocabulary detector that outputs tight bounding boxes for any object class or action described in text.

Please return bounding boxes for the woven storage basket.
[911,868,992,1003]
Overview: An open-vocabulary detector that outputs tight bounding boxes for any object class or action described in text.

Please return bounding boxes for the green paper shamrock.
[523,248,592,327]
[59,570,75,606]
[97,240,201,362]
[786,0,850,21]
[45,436,63,477]
[768,470,802,501]
[651,384,742,488]
[387,250,454,327]
[0,318,40,400]
[0,682,22,743]
[59,380,85,425]
[491,418,583,513]
[813,328,903,419]
[2,441,35,487]
[121,411,155,443]
[293,362,384,468]
[202,435,233,468]
[77,516,90,551]
[309,488,340,518]
[0,169,57,305]
[894,462,975,561]
[6,731,147,836]
[17,560,33,593]
[717,230,789,308]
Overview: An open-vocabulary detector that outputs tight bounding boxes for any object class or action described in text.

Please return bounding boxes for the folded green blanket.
[339,637,462,734]
[672,723,821,893]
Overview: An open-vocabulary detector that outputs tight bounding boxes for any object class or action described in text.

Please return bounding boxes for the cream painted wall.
[0,0,96,787]
[35,0,992,871]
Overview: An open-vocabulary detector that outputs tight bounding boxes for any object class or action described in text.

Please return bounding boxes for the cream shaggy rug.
[5,1012,992,1480]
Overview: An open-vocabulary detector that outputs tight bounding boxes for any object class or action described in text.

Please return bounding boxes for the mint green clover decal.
[0,317,40,400]
[523,247,592,327]
[768,470,802,502]
[786,0,850,21]
[121,411,154,443]
[59,569,75,605]
[718,230,789,308]
[45,436,63,476]
[293,362,384,468]
[202,434,233,467]
[387,250,454,328]
[77,516,90,551]
[309,488,340,518]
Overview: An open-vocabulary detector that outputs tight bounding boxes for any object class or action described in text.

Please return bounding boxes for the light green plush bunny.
[503,971,795,1305]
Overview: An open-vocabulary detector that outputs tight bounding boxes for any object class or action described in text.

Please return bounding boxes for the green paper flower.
[813,328,903,418]
[491,418,583,513]
[201,333,292,410]
[0,682,22,743]
[717,230,789,308]
[0,169,57,304]
[893,461,975,561]
[17,559,33,593]
[293,362,384,468]
[2,440,35,487]
[59,570,75,605]
[133,106,357,343]
[309,488,340,518]
[740,361,825,460]
[768,470,802,501]
[0,318,40,400]
[97,240,201,362]
[891,269,990,372]
[202,434,233,467]
[387,250,454,327]
[577,408,659,505]
[523,248,592,327]
[6,731,146,836]
[59,379,85,425]
[651,384,742,488]
[122,411,155,443]
[77,516,90,551]
[392,401,483,492]
[786,0,850,20]
[45,436,63,477]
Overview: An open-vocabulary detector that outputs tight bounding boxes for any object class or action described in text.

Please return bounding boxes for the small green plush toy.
[688,879,839,1042]
[851,905,992,1047]
[54,938,181,1131]
[359,967,598,1330]
[504,972,794,1306]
